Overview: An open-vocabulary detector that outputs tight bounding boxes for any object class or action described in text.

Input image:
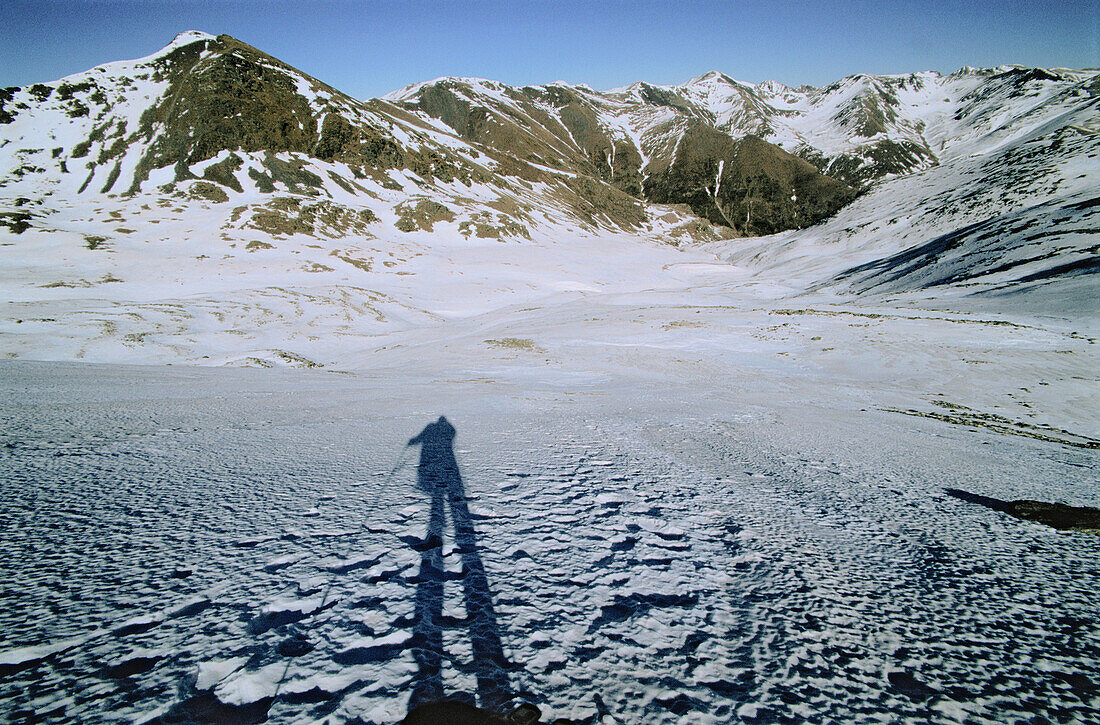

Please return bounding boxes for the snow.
[0,347,1096,722]
[0,638,85,667]
[1,142,1098,718]
[196,657,250,690]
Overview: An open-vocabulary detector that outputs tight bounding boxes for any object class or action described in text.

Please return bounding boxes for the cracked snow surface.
[0,362,1097,724]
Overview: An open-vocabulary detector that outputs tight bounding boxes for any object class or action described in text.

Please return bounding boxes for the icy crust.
[0,362,1096,723]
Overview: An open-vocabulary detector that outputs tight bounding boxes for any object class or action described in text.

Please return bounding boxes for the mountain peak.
[382,76,511,102]
[755,79,791,97]
[156,30,217,58]
[685,70,739,87]
[171,30,216,45]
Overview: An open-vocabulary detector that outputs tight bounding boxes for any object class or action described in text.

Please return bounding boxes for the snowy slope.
[0,341,1096,723]
[707,94,1099,313]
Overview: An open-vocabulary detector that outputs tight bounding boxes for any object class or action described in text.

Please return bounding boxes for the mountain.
[0,31,723,242]
[384,75,856,235]
[0,31,1096,367]
[387,64,1097,231]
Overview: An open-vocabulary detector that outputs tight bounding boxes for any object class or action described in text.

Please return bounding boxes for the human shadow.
[405,416,511,714]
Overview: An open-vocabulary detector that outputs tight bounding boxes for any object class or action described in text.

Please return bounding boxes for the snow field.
[0,361,1096,723]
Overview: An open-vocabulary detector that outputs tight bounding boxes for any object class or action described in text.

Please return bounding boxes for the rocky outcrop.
[643,128,856,235]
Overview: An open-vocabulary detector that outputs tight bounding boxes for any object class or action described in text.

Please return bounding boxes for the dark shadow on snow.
[405,416,512,714]
[945,488,1100,533]
[944,488,1014,514]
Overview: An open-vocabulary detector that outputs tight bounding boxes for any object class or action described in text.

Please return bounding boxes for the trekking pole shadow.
[404,417,512,713]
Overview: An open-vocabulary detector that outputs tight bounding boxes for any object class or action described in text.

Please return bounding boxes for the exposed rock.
[946,489,1100,533]
[403,701,577,725]
[1009,500,1100,533]
[395,199,455,233]
[245,197,378,238]
[644,129,856,235]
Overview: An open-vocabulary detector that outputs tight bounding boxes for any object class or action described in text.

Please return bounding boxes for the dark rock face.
[549,90,644,197]
[401,77,859,237]
[159,38,318,163]
[402,700,576,725]
[0,86,18,124]
[832,86,900,138]
[818,139,937,188]
[1009,501,1100,533]
[636,83,701,115]
[414,83,560,168]
[315,112,359,161]
[644,129,857,235]
[127,35,320,191]
[561,174,648,230]
[125,35,462,195]
[413,81,645,194]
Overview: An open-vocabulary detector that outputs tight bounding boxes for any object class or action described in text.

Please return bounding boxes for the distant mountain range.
[0,31,1096,365]
[3,31,1095,238]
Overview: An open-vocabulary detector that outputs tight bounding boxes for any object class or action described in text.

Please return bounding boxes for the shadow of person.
[406,417,511,714]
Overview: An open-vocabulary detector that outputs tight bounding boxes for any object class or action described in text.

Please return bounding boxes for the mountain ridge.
[3,31,1094,235]
[0,31,1096,368]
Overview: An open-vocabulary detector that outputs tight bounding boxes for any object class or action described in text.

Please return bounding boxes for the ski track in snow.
[0,363,1097,724]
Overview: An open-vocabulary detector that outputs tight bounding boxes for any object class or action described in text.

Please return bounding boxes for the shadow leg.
[408,485,445,709]
[448,482,511,709]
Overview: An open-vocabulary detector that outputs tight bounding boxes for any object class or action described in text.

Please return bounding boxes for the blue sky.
[2,0,1097,97]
